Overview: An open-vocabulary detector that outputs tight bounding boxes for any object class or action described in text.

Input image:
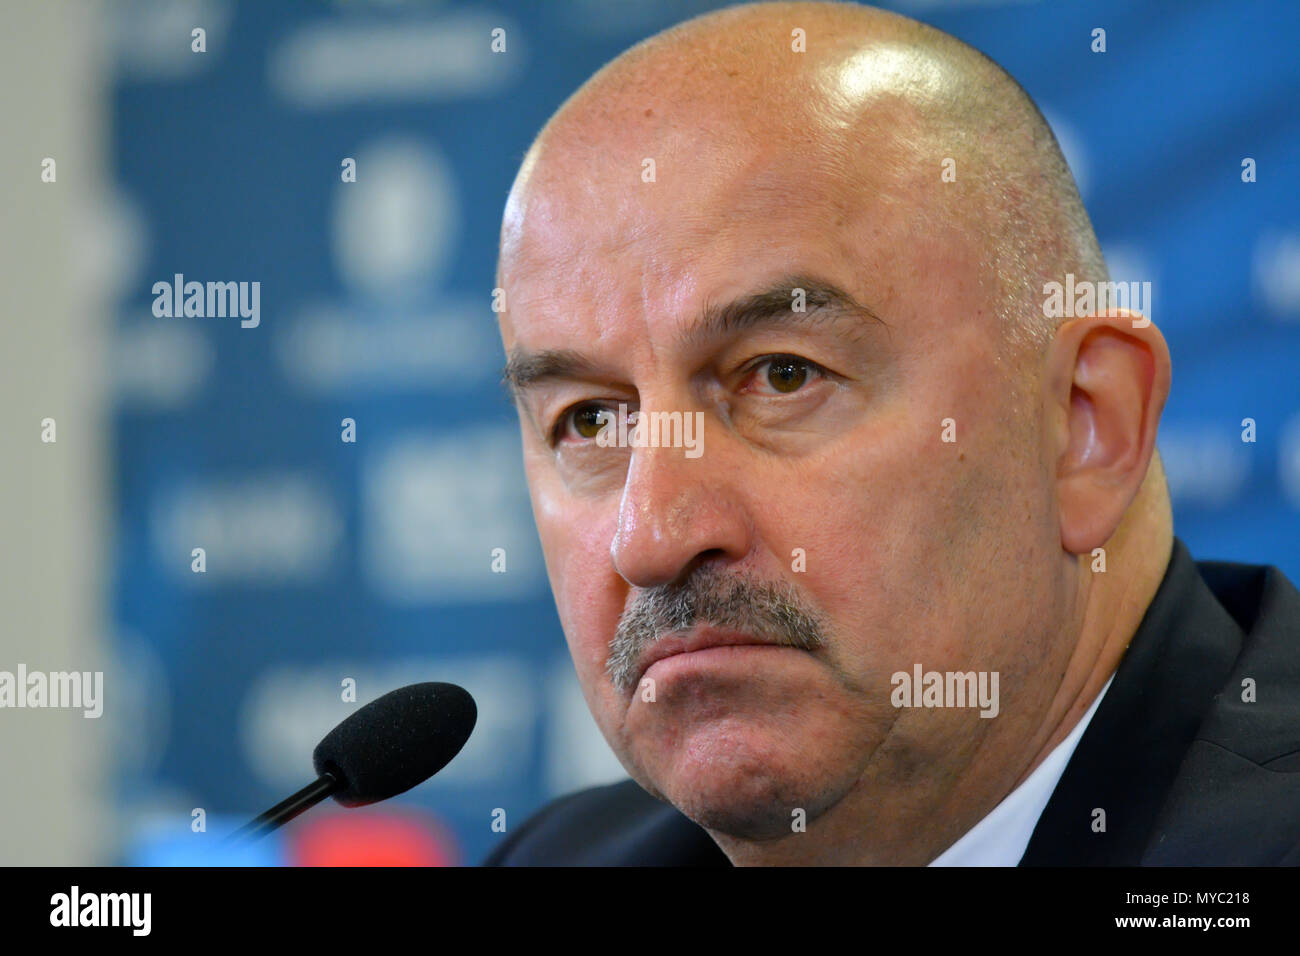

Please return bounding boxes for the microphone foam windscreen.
[312,681,477,807]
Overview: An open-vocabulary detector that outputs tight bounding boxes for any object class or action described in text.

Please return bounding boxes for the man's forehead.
[501,142,903,302]
[499,218,872,358]
[497,85,937,290]
[495,54,977,361]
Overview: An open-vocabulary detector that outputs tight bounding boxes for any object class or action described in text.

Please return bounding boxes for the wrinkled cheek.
[543,509,624,697]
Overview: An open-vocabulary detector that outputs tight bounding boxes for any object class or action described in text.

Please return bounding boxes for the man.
[485,1,1300,865]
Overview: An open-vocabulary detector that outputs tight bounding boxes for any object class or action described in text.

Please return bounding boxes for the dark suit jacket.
[484,538,1300,865]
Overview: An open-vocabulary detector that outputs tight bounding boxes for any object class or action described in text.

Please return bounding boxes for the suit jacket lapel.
[1019,538,1245,865]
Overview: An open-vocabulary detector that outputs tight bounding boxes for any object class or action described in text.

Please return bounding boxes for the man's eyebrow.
[500,274,887,399]
[501,348,602,399]
[682,274,887,349]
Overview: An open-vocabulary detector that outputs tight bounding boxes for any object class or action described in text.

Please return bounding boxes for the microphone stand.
[225,772,341,845]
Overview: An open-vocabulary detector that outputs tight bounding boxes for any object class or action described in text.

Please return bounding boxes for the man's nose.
[609,437,752,589]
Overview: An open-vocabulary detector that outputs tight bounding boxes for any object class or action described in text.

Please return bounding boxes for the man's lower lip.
[640,644,800,680]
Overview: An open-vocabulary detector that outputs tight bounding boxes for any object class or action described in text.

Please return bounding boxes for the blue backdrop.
[104,0,1300,865]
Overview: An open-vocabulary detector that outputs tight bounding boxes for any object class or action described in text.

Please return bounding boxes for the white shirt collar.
[928,675,1115,866]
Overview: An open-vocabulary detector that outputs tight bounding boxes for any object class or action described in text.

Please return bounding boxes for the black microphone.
[228,681,476,844]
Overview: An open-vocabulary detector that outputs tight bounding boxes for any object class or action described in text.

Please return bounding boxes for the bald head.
[500,0,1106,363]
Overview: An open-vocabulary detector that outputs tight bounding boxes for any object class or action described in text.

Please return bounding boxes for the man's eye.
[554,404,616,443]
[749,356,823,394]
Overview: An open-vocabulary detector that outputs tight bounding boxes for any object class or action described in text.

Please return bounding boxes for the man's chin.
[631,729,851,841]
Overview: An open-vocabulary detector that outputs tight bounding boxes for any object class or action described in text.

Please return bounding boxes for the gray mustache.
[606,565,828,693]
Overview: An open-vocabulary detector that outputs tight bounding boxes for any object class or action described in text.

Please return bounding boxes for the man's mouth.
[632,625,791,688]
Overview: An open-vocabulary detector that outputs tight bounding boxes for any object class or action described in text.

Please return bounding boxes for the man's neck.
[1015,508,1173,791]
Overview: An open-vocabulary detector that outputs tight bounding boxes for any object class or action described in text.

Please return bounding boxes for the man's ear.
[1046,309,1171,554]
